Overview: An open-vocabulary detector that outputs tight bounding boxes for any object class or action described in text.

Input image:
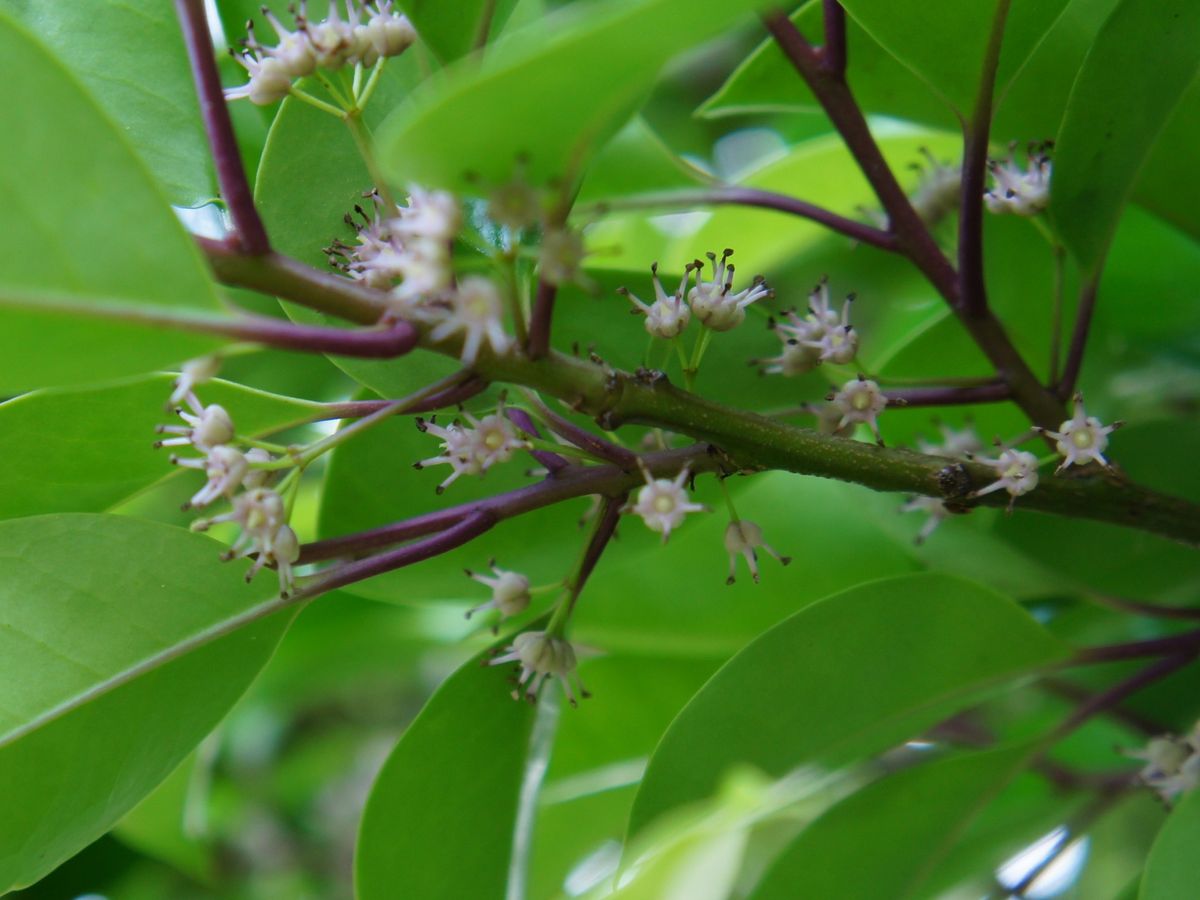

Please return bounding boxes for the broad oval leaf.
[0,514,294,891]
[398,0,519,64]
[355,632,542,900]
[0,375,319,520]
[376,0,769,193]
[749,744,1035,899]
[1140,786,1200,899]
[0,10,223,393]
[627,573,1070,837]
[0,0,213,205]
[1051,0,1200,273]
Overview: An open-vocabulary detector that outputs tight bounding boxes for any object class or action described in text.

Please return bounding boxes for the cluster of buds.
[227,2,416,106]
[621,250,770,340]
[1037,393,1123,473]
[1123,722,1200,805]
[901,421,984,543]
[761,277,858,375]
[156,359,299,596]
[414,403,531,493]
[490,630,588,706]
[985,141,1052,217]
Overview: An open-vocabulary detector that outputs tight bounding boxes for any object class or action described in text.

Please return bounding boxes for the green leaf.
[749,744,1035,899]
[376,0,769,193]
[576,117,711,206]
[355,632,541,900]
[627,573,1070,837]
[0,0,213,206]
[0,515,294,891]
[1131,79,1200,245]
[1140,786,1200,898]
[1051,0,1200,273]
[0,375,318,520]
[0,10,224,394]
[398,0,519,64]
[838,0,1069,118]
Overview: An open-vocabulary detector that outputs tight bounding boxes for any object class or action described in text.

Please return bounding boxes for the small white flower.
[174,445,248,509]
[465,562,531,619]
[414,407,529,492]
[619,262,694,340]
[225,50,292,106]
[1037,393,1121,472]
[1156,753,1200,804]
[629,468,706,542]
[357,2,416,67]
[985,142,1052,217]
[490,630,588,705]
[306,1,360,69]
[723,520,790,585]
[392,186,461,243]
[169,355,221,408]
[899,495,950,545]
[254,7,317,78]
[428,276,513,365]
[539,228,587,285]
[829,376,888,444]
[1124,736,1192,784]
[917,422,983,460]
[971,448,1040,507]
[767,278,858,370]
[756,333,823,376]
[909,148,961,225]
[155,397,235,452]
[241,447,273,490]
[689,249,772,332]
[243,523,301,597]
[193,488,292,590]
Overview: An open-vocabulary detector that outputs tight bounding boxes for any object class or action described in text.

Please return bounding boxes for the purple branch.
[175,0,269,255]
[1040,677,1168,738]
[209,312,417,357]
[565,493,625,619]
[884,381,1011,408]
[1073,628,1200,665]
[1052,653,1196,741]
[506,407,571,473]
[821,0,847,77]
[527,396,639,470]
[313,376,488,421]
[527,279,557,361]
[1090,594,1200,622]
[958,0,1012,317]
[1057,275,1100,398]
[300,512,497,596]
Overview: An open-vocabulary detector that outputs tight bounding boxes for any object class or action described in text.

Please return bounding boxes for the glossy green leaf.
[0,0,213,205]
[576,117,711,206]
[1130,79,1200,245]
[1051,0,1200,273]
[0,515,294,890]
[838,0,1068,117]
[1140,786,1200,898]
[355,632,540,900]
[0,375,318,520]
[0,11,223,394]
[398,0,519,63]
[750,745,1034,899]
[627,573,1070,837]
[376,0,769,193]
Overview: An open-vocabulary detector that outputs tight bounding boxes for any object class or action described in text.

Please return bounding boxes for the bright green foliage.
[1141,788,1200,898]
[396,0,519,63]
[0,515,293,891]
[628,574,1070,836]
[0,11,222,394]
[1051,0,1200,273]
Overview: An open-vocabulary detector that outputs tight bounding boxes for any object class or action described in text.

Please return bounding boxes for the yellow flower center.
[1071,430,1094,449]
[653,495,676,514]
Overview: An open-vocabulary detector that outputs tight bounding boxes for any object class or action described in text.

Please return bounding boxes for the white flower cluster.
[156,359,299,596]
[901,422,984,544]
[414,404,530,493]
[621,250,771,340]
[490,630,588,705]
[985,141,1052,217]
[1038,393,1122,473]
[761,277,858,375]
[1124,723,1200,805]
[227,2,416,106]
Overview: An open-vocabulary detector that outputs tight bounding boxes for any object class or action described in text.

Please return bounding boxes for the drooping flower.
[971,448,1040,509]
[242,523,302,597]
[619,262,695,340]
[192,488,296,594]
[1037,393,1122,472]
[155,396,235,452]
[828,375,888,443]
[689,250,772,332]
[985,142,1052,217]
[465,562,532,620]
[490,630,588,705]
[723,520,790,584]
[427,276,513,365]
[169,355,221,408]
[628,468,706,542]
[357,1,416,67]
[225,47,293,106]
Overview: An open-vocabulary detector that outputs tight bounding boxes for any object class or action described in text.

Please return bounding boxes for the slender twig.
[959,0,1013,317]
[884,381,1011,408]
[527,279,558,360]
[1073,628,1200,665]
[175,0,269,254]
[1057,275,1100,398]
[585,188,898,252]
[1053,653,1196,740]
[821,0,847,77]
[312,375,488,420]
[506,407,571,474]
[523,392,639,470]
[1087,594,1200,622]
[1040,677,1167,738]
[565,494,625,616]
